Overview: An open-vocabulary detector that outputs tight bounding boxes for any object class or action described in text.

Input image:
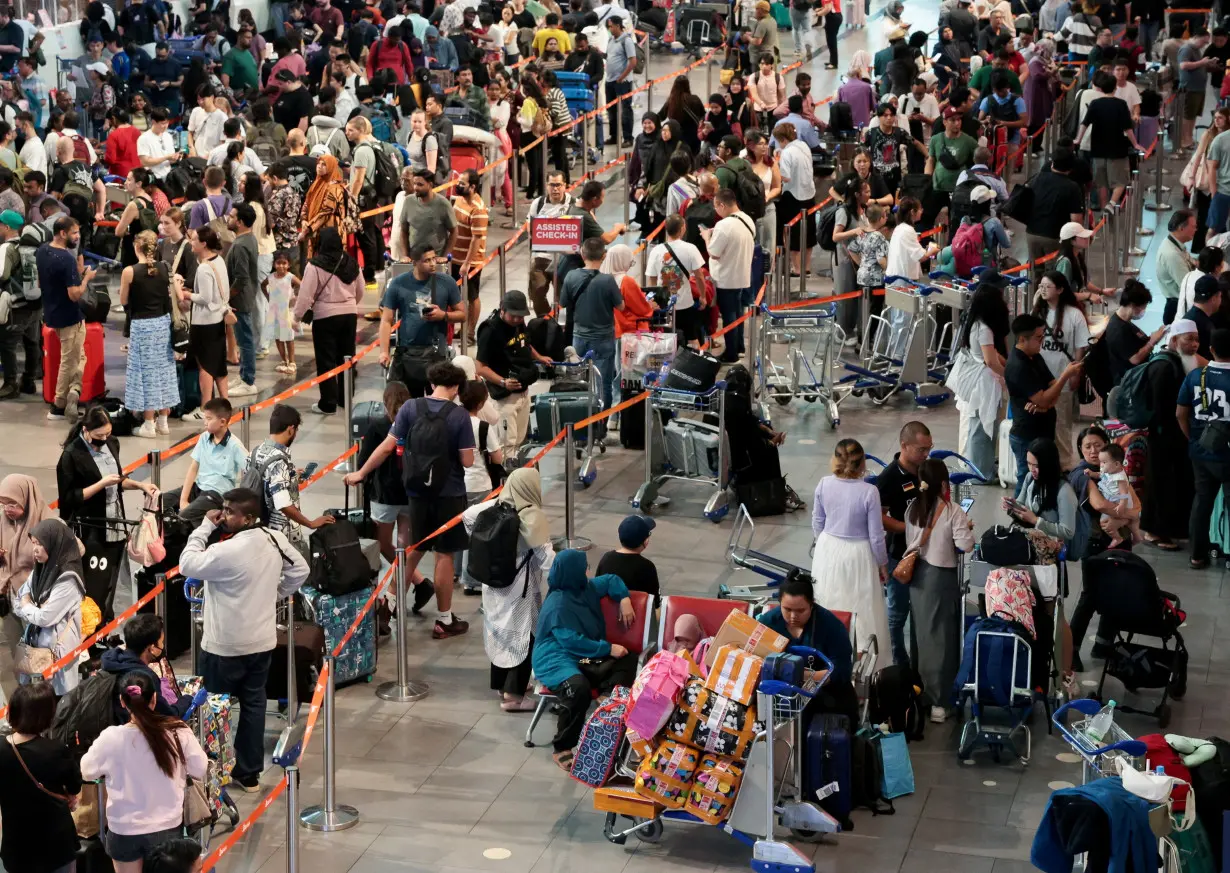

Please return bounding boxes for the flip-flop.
[501,697,538,712]
[1152,540,1180,552]
[552,751,574,772]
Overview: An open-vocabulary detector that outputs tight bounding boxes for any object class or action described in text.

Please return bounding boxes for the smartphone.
[301,462,319,479]
[421,305,435,316]
[960,497,975,513]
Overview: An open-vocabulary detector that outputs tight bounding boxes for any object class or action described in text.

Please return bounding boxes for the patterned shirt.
[848,229,889,288]
[20,74,48,130]
[266,183,303,252]
[452,193,488,263]
[248,439,303,546]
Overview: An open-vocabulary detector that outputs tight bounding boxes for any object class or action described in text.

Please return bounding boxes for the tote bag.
[878,731,915,799]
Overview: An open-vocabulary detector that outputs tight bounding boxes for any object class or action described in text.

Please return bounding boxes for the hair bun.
[917,480,929,491]
[125,684,143,697]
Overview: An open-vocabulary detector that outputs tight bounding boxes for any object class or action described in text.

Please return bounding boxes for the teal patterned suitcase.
[301,585,378,685]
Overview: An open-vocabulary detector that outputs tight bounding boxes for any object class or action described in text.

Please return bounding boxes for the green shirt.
[220,48,258,92]
[928,132,979,193]
[1210,130,1230,196]
[1155,234,1195,301]
[969,64,1022,97]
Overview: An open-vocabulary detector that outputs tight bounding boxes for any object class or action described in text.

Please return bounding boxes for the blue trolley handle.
[760,647,834,698]
[1050,699,1148,759]
[928,449,990,484]
[183,578,204,605]
[181,686,211,721]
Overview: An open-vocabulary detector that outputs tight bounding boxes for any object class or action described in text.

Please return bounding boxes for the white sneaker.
[230,381,258,397]
[155,416,170,435]
[930,706,948,724]
[182,408,205,421]
[134,420,158,439]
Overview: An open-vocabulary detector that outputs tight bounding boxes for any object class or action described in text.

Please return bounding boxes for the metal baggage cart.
[754,300,845,429]
[630,374,730,522]
[518,352,605,486]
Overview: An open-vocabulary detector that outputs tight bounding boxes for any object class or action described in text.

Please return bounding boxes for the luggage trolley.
[600,649,841,869]
[755,300,845,429]
[630,374,730,522]
[519,352,605,486]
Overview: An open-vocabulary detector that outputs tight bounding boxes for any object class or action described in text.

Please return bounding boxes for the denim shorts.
[105,826,184,863]
[370,500,409,524]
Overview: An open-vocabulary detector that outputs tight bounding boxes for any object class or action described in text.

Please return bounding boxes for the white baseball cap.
[970,185,997,205]
[1059,221,1094,241]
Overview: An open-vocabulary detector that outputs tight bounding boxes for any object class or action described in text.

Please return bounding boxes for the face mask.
[88,436,107,448]
[1131,310,1145,321]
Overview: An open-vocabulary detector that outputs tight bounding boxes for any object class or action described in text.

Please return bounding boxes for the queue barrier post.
[540,138,548,201]
[706,60,713,106]
[1101,204,1115,289]
[148,450,161,491]
[623,150,631,229]
[1128,166,1148,255]
[499,245,508,300]
[285,596,298,725]
[616,98,624,162]
[155,572,166,625]
[1137,152,1155,235]
[1119,186,1140,277]
[342,355,354,469]
[188,588,200,675]
[286,766,301,873]
[797,221,807,298]
[299,656,360,832]
[744,295,758,374]
[581,112,590,179]
[241,405,252,454]
[509,151,520,230]
[377,550,430,702]
[559,424,593,551]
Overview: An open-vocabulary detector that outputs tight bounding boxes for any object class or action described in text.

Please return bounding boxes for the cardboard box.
[705,645,764,706]
[593,783,666,818]
[704,609,789,668]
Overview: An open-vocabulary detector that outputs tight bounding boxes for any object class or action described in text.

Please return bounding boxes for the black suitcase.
[350,399,386,445]
[266,622,326,704]
[620,377,645,449]
[76,837,114,873]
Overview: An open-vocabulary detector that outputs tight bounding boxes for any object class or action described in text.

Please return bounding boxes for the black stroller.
[1082,550,1187,727]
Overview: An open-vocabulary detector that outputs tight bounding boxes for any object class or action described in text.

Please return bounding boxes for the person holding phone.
[379,243,465,398]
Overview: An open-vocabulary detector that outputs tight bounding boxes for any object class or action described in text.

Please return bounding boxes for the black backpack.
[851,728,896,815]
[527,315,566,362]
[868,665,925,741]
[984,93,1020,124]
[307,518,376,596]
[828,101,855,134]
[50,670,121,759]
[359,141,400,204]
[1083,336,1114,398]
[467,501,532,588]
[817,202,841,252]
[723,158,766,222]
[402,397,454,495]
[948,177,982,229]
[1190,738,1230,861]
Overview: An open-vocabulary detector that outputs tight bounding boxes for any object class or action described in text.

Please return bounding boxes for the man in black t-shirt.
[475,290,552,460]
[1077,71,1141,208]
[596,516,661,603]
[1183,274,1221,362]
[272,70,313,133]
[874,421,932,669]
[1024,149,1086,283]
[1005,314,1084,488]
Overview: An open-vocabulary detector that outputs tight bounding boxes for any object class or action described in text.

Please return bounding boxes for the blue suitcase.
[803,714,852,826]
[761,653,807,687]
[301,585,377,686]
[554,71,590,88]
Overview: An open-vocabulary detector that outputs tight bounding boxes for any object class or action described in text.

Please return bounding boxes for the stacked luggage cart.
[754,300,845,429]
[517,352,606,486]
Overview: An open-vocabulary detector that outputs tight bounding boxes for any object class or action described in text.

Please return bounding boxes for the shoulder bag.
[13,578,80,677]
[892,502,941,583]
[179,734,213,830]
[7,736,75,803]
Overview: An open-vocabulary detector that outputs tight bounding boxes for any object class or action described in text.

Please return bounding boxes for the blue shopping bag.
[879,731,915,799]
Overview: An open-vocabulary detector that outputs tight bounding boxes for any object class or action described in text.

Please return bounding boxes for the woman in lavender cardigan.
[809,438,892,673]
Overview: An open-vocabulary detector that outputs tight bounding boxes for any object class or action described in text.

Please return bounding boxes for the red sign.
[530,216,584,253]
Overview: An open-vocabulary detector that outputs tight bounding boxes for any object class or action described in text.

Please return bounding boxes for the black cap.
[976,269,1009,289]
[1195,273,1221,302]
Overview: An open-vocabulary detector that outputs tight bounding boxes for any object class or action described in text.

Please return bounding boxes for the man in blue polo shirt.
[1178,327,1230,569]
[178,397,249,525]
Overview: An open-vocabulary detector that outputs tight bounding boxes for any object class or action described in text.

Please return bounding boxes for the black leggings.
[824,12,842,65]
[551,652,639,752]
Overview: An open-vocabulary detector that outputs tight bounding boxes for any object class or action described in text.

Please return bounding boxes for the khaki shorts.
[1091,156,1130,190]
[1184,89,1206,120]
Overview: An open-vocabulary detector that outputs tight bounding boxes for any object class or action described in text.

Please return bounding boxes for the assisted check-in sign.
[530,216,584,253]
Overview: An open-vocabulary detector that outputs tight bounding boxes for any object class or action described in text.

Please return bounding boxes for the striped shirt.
[452,193,489,262]
[1057,12,1101,58]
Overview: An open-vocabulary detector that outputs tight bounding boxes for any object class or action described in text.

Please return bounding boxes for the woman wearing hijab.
[1025,39,1060,153]
[298,154,350,259]
[0,476,47,681]
[462,468,555,713]
[293,227,364,416]
[12,520,85,695]
[725,76,753,138]
[702,94,732,149]
[666,614,704,656]
[629,113,661,232]
[532,548,637,771]
[605,244,653,338]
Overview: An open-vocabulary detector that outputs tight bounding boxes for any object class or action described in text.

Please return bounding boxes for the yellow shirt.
[532,27,572,56]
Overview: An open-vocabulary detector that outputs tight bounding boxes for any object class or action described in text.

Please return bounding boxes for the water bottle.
[1086,699,1118,743]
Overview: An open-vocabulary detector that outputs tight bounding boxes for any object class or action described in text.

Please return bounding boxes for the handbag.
[178,732,213,830]
[662,347,721,392]
[168,241,191,352]
[202,196,235,250]
[734,476,788,517]
[979,524,1034,566]
[126,492,166,567]
[892,501,941,583]
[14,622,59,677]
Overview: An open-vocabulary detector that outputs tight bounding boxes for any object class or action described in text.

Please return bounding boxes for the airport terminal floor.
[2,1,1229,872]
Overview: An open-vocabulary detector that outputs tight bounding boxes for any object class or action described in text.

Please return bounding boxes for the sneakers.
[19,378,35,395]
[411,579,436,614]
[182,408,205,421]
[156,416,171,435]
[432,616,470,638]
[65,388,80,421]
[930,706,948,724]
[230,381,258,397]
[46,405,66,421]
[134,420,158,439]
[310,402,336,415]
[275,362,297,374]
[235,774,262,793]
[0,383,18,400]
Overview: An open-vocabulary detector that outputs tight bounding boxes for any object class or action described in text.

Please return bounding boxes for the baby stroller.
[955,616,1033,766]
[1082,550,1187,727]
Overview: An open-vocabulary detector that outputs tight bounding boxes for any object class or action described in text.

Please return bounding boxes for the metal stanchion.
[797,219,807,298]
[155,572,166,623]
[623,153,631,228]
[1146,142,1172,211]
[558,425,593,551]
[640,237,649,287]
[539,140,548,200]
[299,658,359,831]
[1119,188,1140,277]
[774,246,785,307]
[460,286,470,359]
[1128,168,1148,253]
[580,116,589,179]
[241,405,252,453]
[188,594,200,675]
[744,299,758,373]
[1102,206,1115,288]
[377,550,430,702]
[147,451,161,491]
[285,597,298,725]
[616,99,623,159]
[498,246,508,298]
[508,152,520,229]
[286,766,300,873]
[706,60,713,102]
[340,356,354,470]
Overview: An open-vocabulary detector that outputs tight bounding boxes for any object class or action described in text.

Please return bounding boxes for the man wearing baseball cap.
[596,515,660,600]
[1178,325,1230,568]
[747,1,779,65]
[0,208,35,399]
[1183,273,1222,363]
[926,105,978,222]
[475,290,552,459]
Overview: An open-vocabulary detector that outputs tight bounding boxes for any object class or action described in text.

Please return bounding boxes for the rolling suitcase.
[663,419,721,478]
[803,714,853,828]
[532,389,594,443]
[997,417,1016,490]
[43,322,106,405]
[620,377,645,449]
[301,585,378,686]
[350,399,386,445]
[266,621,326,704]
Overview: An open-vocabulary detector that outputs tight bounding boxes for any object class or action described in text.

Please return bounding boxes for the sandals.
[552,750,574,772]
[501,696,537,712]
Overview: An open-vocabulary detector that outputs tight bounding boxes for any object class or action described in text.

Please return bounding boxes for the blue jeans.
[1009,432,1031,497]
[234,310,257,386]
[884,556,913,668]
[270,1,289,35]
[573,333,615,438]
[200,649,273,782]
[1209,193,1230,238]
[605,79,634,144]
[716,287,746,361]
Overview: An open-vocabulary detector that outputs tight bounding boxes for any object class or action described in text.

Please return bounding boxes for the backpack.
[683,195,718,253]
[367,99,397,142]
[984,93,1020,124]
[248,121,284,167]
[1082,336,1114,398]
[402,397,454,495]
[722,158,766,221]
[867,665,925,741]
[951,220,987,278]
[50,669,121,759]
[426,131,451,184]
[828,101,855,133]
[358,141,400,204]
[467,501,533,588]
[526,315,566,362]
[817,202,841,252]
[68,134,91,164]
[664,241,715,311]
[306,517,376,596]
[1112,353,1178,428]
[1001,178,1035,223]
[308,125,344,159]
[134,196,159,233]
[239,450,285,523]
[948,177,982,228]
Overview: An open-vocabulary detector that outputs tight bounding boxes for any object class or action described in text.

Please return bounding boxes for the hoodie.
[426,27,459,71]
[100,647,193,723]
[531,549,630,689]
[1031,776,1155,873]
[306,115,351,162]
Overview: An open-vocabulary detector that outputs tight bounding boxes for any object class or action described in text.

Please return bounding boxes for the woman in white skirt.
[121,231,180,438]
[810,438,891,673]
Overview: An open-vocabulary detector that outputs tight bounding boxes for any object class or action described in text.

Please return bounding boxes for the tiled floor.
[0,3,1219,872]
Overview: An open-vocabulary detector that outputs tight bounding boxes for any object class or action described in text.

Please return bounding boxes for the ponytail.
[906,459,949,528]
[223,140,244,196]
[119,671,186,779]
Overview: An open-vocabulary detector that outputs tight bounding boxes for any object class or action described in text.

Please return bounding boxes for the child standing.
[846,203,890,349]
[1089,444,1141,549]
[266,252,299,374]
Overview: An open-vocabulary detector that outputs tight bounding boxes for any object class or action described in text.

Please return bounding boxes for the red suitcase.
[43,322,106,405]
[449,143,486,183]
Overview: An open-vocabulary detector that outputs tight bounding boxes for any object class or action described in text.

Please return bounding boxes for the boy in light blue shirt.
[178,397,248,525]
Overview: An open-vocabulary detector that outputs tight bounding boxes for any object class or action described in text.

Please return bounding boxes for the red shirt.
[309,3,344,37]
[105,126,142,179]
[366,38,414,85]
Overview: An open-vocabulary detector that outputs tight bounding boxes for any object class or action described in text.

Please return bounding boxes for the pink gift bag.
[629,651,692,705]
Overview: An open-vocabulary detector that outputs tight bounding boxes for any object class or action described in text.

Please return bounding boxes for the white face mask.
[1131,310,1146,321]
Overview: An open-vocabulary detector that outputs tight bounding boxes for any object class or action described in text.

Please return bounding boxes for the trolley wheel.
[598,442,606,454]
[829,418,839,430]
[1158,704,1173,729]
[579,470,597,488]
[869,385,895,404]
[223,794,240,827]
[634,818,664,843]
[773,394,792,406]
[790,828,821,842]
[602,813,627,846]
[803,394,818,403]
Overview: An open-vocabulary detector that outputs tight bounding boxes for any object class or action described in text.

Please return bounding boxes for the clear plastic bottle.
[1087,699,1118,743]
